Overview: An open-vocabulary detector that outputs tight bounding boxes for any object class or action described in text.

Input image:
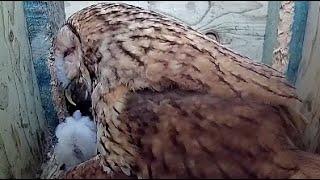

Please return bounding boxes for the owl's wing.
[63,155,135,179]
[115,89,306,178]
[63,88,319,178]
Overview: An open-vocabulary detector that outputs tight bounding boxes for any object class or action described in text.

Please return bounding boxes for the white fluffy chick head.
[54,110,97,170]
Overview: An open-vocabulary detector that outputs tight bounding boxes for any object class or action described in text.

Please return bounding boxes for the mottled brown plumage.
[53,2,318,179]
[63,89,319,179]
[62,155,134,179]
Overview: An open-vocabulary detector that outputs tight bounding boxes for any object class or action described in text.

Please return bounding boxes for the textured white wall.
[64,1,268,61]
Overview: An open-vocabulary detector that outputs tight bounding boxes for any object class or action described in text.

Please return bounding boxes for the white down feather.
[54,110,97,170]
[55,57,71,88]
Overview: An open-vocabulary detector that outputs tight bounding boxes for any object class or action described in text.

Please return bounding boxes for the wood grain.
[271,1,294,73]
[0,1,46,178]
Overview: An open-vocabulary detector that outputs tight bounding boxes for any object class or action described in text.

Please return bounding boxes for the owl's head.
[53,25,92,114]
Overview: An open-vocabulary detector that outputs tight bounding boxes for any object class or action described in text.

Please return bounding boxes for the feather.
[55,57,70,88]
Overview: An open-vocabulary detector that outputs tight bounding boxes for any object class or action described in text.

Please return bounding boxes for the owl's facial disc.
[53,25,83,86]
[53,25,93,115]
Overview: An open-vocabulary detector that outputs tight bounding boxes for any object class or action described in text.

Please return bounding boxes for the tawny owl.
[53,2,320,179]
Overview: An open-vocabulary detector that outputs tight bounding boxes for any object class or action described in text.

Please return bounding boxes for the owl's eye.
[63,46,76,57]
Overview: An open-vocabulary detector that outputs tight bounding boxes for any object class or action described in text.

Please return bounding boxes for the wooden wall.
[0,1,46,178]
[295,1,320,153]
[24,1,66,130]
[64,1,268,61]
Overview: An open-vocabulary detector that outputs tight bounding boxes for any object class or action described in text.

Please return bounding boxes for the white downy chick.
[54,110,97,170]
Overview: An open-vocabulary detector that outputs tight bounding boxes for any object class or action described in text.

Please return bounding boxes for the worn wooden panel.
[0,1,46,178]
[295,1,320,153]
[64,1,268,61]
[271,1,294,73]
[24,1,67,129]
[286,1,309,84]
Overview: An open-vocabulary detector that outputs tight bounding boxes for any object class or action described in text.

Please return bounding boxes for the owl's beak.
[64,82,77,106]
[63,76,91,108]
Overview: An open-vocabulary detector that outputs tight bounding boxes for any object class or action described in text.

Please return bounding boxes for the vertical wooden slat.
[24,1,66,130]
[271,1,294,73]
[262,1,281,65]
[286,1,309,84]
[262,1,309,82]
[0,1,46,178]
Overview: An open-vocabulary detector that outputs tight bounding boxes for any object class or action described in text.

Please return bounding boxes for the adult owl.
[53,2,319,179]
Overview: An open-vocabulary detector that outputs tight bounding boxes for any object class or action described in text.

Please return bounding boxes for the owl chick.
[54,110,97,170]
[53,2,314,179]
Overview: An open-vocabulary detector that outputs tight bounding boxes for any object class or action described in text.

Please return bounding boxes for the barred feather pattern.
[53,3,316,179]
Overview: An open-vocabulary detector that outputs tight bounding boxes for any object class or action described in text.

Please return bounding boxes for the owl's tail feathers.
[61,155,135,179]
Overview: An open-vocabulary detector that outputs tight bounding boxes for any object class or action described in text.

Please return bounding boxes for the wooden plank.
[286,1,309,84]
[0,1,46,178]
[262,1,309,82]
[24,1,66,128]
[261,1,281,65]
[271,1,294,73]
[294,1,320,153]
[64,1,268,61]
